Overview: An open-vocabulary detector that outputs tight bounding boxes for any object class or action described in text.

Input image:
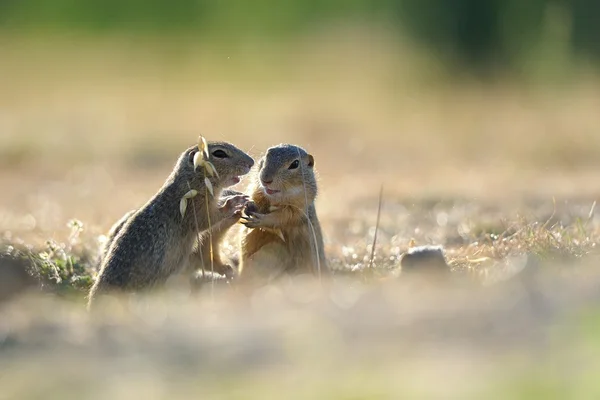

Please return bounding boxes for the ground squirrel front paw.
[220,194,249,219]
[240,211,269,229]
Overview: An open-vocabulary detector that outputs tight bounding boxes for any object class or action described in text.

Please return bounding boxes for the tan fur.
[238,143,329,287]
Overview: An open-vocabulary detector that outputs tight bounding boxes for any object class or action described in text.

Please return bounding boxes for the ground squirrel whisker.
[296,146,322,282]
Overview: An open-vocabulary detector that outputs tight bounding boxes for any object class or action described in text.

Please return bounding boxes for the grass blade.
[368,184,384,269]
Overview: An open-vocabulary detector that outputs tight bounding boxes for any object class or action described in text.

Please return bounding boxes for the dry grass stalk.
[367,185,383,270]
[180,135,218,293]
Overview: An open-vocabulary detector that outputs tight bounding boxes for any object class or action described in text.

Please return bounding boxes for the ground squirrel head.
[173,141,254,194]
[256,143,317,206]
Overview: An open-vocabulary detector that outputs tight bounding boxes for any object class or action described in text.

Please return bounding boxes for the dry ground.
[2,33,600,398]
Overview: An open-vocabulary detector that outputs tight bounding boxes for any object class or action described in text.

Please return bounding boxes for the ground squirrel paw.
[240,212,267,229]
[221,195,249,217]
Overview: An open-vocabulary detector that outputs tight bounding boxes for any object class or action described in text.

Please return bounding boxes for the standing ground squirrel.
[88,141,254,308]
[238,143,329,286]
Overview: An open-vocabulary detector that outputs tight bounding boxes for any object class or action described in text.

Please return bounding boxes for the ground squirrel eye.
[288,160,300,170]
[212,149,228,159]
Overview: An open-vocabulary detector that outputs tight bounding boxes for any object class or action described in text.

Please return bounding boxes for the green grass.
[1,220,97,297]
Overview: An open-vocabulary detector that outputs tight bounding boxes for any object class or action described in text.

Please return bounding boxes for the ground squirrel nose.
[262,179,273,185]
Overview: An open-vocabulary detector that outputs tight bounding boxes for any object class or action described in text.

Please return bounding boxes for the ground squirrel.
[87,141,254,308]
[238,143,329,286]
[99,188,248,279]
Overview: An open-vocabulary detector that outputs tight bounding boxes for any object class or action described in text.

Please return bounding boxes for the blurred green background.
[1,0,599,77]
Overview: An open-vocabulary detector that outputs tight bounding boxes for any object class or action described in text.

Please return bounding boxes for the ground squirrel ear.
[307,154,314,167]
[188,149,198,164]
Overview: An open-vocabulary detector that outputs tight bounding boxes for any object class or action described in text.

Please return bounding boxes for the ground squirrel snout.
[88,141,254,309]
[238,143,329,286]
[162,142,254,202]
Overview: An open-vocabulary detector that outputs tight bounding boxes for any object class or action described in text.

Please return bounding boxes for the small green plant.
[1,220,95,297]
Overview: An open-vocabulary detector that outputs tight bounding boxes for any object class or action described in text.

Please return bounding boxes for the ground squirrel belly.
[88,142,254,307]
[238,143,329,285]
